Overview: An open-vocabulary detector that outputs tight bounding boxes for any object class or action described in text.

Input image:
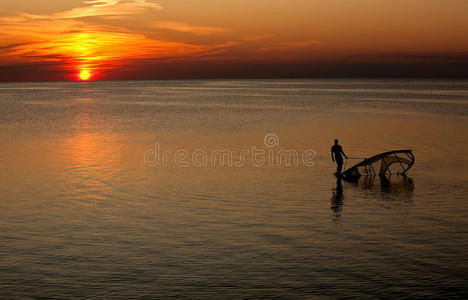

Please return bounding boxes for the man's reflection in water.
[331,176,344,220]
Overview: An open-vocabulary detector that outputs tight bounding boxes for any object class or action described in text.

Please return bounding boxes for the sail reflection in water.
[331,175,414,219]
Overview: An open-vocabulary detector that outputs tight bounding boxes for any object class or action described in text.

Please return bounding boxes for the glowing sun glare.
[79,70,91,80]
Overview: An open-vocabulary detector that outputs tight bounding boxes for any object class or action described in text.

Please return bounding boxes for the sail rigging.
[342,150,414,180]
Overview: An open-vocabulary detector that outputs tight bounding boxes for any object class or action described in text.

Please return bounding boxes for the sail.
[342,150,414,180]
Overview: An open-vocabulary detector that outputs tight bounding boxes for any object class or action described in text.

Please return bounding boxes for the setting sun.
[79,70,91,80]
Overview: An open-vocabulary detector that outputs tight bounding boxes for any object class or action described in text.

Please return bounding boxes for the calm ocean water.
[0,79,467,298]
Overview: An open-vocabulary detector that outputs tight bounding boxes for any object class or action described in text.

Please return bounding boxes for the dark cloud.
[1,58,468,82]
[0,42,35,50]
[100,60,468,81]
[349,52,468,62]
[0,62,74,81]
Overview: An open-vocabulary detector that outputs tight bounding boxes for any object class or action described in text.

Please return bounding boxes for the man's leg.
[337,162,343,173]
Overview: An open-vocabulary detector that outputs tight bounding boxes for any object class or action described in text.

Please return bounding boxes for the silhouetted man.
[331,139,348,174]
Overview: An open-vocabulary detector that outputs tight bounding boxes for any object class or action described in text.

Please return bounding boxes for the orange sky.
[0,0,467,80]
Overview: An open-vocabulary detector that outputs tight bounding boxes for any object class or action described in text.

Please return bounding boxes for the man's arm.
[331,149,335,162]
[341,149,348,159]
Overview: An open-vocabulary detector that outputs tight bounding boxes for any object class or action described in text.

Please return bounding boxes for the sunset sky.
[0,0,467,81]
